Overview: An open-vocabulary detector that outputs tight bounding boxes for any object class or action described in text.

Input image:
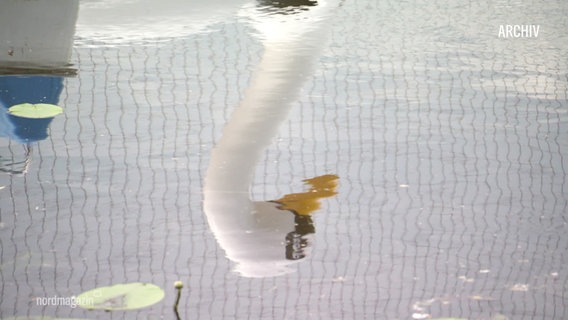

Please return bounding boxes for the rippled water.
[1,0,567,319]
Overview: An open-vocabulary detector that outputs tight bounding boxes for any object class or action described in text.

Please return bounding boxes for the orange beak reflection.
[272,174,339,216]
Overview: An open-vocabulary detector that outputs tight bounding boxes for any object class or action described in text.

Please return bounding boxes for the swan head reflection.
[209,174,339,278]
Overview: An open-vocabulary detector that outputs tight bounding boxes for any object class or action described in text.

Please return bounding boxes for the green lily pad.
[7,103,63,119]
[77,282,164,311]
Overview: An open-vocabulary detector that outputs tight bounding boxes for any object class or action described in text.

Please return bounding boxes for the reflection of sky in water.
[0,76,62,144]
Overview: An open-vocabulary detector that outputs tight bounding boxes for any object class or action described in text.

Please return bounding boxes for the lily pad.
[7,103,63,119]
[77,282,164,311]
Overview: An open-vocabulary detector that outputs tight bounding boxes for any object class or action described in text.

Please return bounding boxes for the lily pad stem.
[174,281,183,320]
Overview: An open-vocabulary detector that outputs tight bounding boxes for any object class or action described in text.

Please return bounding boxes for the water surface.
[1,0,567,319]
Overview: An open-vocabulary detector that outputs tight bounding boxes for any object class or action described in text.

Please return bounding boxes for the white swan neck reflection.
[203,0,340,278]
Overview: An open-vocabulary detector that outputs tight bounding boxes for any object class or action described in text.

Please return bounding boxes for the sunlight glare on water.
[76,0,249,44]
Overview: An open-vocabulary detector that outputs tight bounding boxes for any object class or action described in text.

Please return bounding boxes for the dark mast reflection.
[257,0,318,14]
